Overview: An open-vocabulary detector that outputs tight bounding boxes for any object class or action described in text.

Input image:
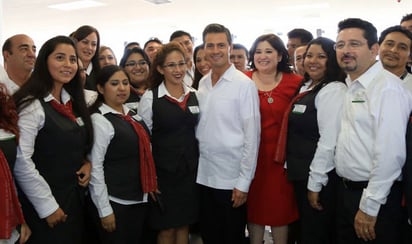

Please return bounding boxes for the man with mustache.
[334,18,412,243]
[379,26,412,89]
[1,34,36,94]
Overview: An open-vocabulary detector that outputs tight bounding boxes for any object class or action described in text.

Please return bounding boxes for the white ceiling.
[1,0,411,58]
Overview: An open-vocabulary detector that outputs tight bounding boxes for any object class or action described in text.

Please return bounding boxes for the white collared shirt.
[14,90,72,218]
[195,64,261,192]
[305,81,347,192]
[335,61,412,216]
[0,66,19,95]
[137,81,196,131]
[89,104,147,218]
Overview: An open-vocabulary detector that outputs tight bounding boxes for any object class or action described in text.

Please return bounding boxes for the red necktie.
[274,91,310,164]
[118,114,157,193]
[49,99,77,122]
[164,93,191,111]
[0,149,25,239]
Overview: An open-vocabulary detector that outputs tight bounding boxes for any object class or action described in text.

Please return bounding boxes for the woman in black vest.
[283,37,346,243]
[119,47,150,114]
[13,36,94,244]
[138,42,200,244]
[88,65,157,243]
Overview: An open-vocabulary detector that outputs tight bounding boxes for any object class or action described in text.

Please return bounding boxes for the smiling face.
[379,31,411,75]
[76,32,98,65]
[336,28,378,80]
[304,44,327,81]
[4,34,37,74]
[204,32,231,70]
[124,53,149,88]
[157,50,187,86]
[97,70,130,112]
[195,48,211,76]
[253,40,281,73]
[48,44,78,87]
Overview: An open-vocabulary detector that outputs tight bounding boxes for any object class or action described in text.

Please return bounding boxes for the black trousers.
[292,171,338,244]
[336,180,403,244]
[199,185,247,244]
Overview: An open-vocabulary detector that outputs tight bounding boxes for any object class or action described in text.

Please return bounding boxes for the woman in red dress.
[245,33,301,244]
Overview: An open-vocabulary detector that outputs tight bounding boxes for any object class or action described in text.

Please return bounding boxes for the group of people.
[1,13,412,244]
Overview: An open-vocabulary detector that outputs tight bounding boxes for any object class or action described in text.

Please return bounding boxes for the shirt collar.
[98,103,130,115]
[157,81,191,98]
[346,60,381,88]
[43,88,71,104]
[86,62,93,75]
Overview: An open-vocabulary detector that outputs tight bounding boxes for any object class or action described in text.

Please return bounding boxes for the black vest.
[103,113,144,201]
[31,100,87,205]
[286,89,321,181]
[151,88,199,173]
[0,136,17,170]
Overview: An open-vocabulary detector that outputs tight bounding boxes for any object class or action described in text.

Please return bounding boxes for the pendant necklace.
[264,90,274,104]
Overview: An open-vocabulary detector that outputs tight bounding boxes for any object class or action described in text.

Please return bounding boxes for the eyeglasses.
[125,60,148,67]
[163,62,187,70]
[334,41,366,50]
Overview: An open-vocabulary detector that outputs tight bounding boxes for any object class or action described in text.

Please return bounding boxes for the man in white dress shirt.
[196,23,260,244]
[334,18,412,243]
[379,25,412,243]
[1,34,36,94]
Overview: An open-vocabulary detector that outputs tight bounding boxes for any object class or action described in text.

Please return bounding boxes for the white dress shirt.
[335,61,412,216]
[402,72,412,92]
[196,64,261,192]
[0,66,19,95]
[138,81,196,131]
[14,90,72,219]
[304,81,347,192]
[89,104,147,218]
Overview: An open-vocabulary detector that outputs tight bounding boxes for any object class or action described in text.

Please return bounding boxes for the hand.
[149,188,161,202]
[77,160,91,187]
[46,208,67,228]
[231,188,247,208]
[19,223,31,244]
[308,190,323,211]
[101,213,116,232]
[354,209,377,241]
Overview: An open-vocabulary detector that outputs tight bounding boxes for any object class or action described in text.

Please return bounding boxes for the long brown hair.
[0,84,19,141]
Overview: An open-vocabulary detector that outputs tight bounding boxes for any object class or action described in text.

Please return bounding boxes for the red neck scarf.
[118,114,157,193]
[0,149,25,239]
[274,91,310,164]
[164,93,191,111]
[49,99,77,122]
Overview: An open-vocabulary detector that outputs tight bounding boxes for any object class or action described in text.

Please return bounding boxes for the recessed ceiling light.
[145,0,171,5]
[48,0,106,11]
[280,3,330,10]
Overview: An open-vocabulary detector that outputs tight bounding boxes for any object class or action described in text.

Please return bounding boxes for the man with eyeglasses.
[334,18,412,243]
[170,30,195,87]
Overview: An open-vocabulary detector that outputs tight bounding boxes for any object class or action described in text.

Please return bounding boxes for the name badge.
[292,104,306,114]
[352,91,366,103]
[188,106,200,114]
[76,117,84,126]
